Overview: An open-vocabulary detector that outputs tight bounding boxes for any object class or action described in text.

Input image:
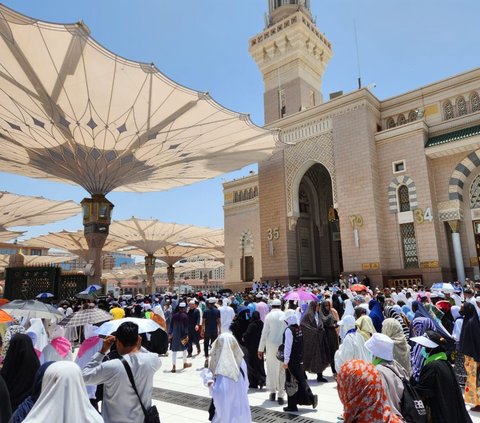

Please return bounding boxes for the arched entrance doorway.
[296,163,342,281]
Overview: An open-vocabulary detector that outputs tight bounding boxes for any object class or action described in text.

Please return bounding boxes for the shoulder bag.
[121,358,161,423]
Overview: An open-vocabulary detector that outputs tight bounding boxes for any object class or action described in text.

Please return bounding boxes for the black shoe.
[312,394,318,409]
[269,393,276,401]
[278,397,285,405]
[317,375,328,383]
[283,407,298,412]
[204,359,209,368]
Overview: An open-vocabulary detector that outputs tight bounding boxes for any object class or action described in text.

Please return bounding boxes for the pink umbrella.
[283,289,318,301]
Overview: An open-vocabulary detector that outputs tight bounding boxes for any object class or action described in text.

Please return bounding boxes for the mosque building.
[224,0,480,289]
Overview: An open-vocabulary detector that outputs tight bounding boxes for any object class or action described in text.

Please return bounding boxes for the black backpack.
[400,379,427,423]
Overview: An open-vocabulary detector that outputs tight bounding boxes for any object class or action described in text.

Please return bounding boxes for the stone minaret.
[249,0,332,124]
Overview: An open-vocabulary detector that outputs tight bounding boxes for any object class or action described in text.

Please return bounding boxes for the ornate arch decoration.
[239,229,254,254]
[448,150,480,202]
[388,176,418,213]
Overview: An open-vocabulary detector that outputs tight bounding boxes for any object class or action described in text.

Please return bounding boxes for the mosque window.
[456,96,468,116]
[471,92,480,113]
[397,114,406,125]
[393,160,406,174]
[398,185,410,212]
[400,223,419,268]
[386,117,396,129]
[408,110,417,122]
[443,100,454,120]
[470,174,480,209]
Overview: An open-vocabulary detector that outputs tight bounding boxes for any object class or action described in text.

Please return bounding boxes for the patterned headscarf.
[0,324,25,361]
[384,306,409,341]
[410,317,435,381]
[337,360,401,423]
[208,332,244,382]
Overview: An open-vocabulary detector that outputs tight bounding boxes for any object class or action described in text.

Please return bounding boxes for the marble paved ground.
[150,352,480,423]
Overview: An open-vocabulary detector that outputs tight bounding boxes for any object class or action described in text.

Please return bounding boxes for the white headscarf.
[339,315,356,340]
[208,332,244,382]
[26,318,48,354]
[283,309,298,326]
[23,361,103,423]
[343,299,355,317]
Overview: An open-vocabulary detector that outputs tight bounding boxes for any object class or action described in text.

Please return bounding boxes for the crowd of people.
[0,280,479,422]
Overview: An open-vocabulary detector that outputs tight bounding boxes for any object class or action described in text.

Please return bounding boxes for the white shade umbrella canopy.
[109,218,223,256]
[0,253,74,271]
[23,229,127,260]
[127,244,224,266]
[175,260,224,274]
[0,6,279,195]
[0,191,80,240]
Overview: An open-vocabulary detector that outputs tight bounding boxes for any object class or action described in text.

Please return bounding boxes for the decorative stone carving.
[437,200,463,222]
[387,176,418,213]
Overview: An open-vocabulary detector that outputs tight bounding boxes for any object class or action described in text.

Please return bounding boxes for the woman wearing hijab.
[381,318,411,374]
[201,332,251,423]
[355,314,376,342]
[300,301,330,382]
[149,304,169,356]
[40,326,73,364]
[337,359,402,423]
[283,310,318,412]
[411,330,472,423]
[409,316,436,382]
[242,311,266,389]
[435,300,454,334]
[459,302,480,411]
[384,306,409,341]
[9,362,53,423]
[230,306,251,348]
[1,334,40,411]
[0,374,11,423]
[22,361,102,423]
[332,294,344,319]
[0,324,25,364]
[368,299,384,333]
[75,325,102,409]
[25,318,48,358]
[320,301,339,376]
[334,315,370,372]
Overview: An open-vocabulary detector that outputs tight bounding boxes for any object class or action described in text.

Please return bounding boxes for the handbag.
[121,358,161,423]
[180,335,189,346]
[285,369,298,396]
[276,343,285,362]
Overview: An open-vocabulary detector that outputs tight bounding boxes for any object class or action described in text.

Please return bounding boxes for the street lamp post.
[81,195,114,286]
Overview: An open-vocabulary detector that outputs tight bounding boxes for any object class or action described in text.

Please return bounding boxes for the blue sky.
[2,0,480,240]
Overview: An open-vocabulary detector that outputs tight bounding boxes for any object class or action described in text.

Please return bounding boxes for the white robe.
[203,360,251,423]
[218,305,235,333]
[258,309,286,395]
[334,331,370,372]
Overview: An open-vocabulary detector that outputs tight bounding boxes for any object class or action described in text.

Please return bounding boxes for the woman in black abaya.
[242,311,266,389]
[0,334,40,411]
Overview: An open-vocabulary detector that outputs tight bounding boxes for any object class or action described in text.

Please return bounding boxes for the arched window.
[249,188,254,199]
[234,192,239,203]
[408,110,417,122]
[398,185,410,212]
[386,117,396,129]
[397,114,406,125]
[456,96,468,116]
[471,92,480,113]
[254,186,259,197]
[443,100,454,120]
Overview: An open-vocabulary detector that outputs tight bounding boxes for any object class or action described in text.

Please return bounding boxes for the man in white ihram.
[82,322,161,423]
[218,298,235,333]
[257,299,286,405]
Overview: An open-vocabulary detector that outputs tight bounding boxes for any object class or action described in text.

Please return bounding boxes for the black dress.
[243,318,266,389]
[414,359,472,423]
[0,374,11,423]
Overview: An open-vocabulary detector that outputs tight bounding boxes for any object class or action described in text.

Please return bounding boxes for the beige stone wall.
[258,150,295,283]
[224,202,262,285]
[332,102,384,284]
